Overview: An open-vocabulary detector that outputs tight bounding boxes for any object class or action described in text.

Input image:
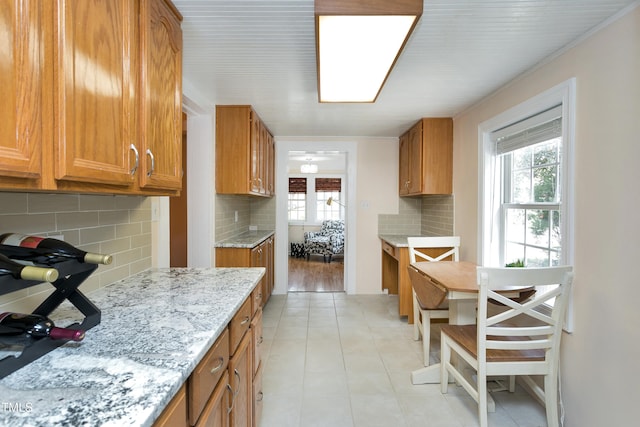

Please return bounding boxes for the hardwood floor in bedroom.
[288,255,344,292]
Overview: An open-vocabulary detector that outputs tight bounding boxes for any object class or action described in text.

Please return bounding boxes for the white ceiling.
[174,0,636,138]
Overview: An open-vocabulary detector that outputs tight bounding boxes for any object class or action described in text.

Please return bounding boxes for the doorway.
[275,139,357,295]
[287,151,346,292]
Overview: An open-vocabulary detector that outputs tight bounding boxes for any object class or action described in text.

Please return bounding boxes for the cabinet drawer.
[382,241,397,258]
[188,328,230,426]
[251,286,263,316]
[230,297,252,356]
[251,307,263,378]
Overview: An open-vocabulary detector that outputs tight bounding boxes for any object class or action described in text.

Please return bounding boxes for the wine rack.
[0,257,101,379]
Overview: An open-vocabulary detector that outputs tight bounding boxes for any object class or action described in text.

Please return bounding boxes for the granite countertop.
[0,267,265,427]
[378,234,414,248]
[215,230,275,249]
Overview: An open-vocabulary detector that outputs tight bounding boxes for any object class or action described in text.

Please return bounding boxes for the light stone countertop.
[214,230,275,248]
[378,234,415,248]
[0,267,265,427]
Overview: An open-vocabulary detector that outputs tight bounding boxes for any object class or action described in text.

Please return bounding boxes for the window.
[479,79,575,330]
[315,178,343,221]
[287,176,344,223]
[495,106,562,267]
[288,178,307,221]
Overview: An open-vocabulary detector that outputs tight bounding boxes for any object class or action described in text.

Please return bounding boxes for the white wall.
[452,6,640,425]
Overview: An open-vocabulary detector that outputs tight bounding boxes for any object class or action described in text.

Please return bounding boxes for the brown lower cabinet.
[215,235,274,307]
[154,290,263,427]
[195,371,230,427]
[229,333,252,427]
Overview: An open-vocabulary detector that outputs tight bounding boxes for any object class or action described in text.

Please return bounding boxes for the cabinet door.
[258,121,268,195]
[265,236,274,303]
[252,363,263,427]
[251,242,267,304]
[195,370,231,427]
[229,333,252,427]
[250,307,263,378]
[53,0,136,186]
[398,131,409,195]
[407,121,423,194]
[139,0,183,190]
[249,112,262,194]
[265,131,274,196]
[0,0,44,183]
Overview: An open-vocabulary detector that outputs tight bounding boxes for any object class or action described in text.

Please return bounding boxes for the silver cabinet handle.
[209,356,225,374]
[233,369,241,396]
[226,383,234,414]
[240,316,250,326]
[146,149,155,177]
[130,144,139,175]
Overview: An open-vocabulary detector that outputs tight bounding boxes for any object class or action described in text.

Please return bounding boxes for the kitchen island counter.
[0,267,265,426]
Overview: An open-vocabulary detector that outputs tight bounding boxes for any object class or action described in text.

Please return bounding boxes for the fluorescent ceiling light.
[315,0,423,103]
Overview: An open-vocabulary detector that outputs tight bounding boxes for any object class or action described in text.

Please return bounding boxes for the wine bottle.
[0,253,59,282]
[0,312,85,341]
[0,233,112,265]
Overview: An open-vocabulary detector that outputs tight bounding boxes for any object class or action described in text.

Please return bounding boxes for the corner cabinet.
[0,0,183,196]
[216,106,275,197]
[399,118,453,196]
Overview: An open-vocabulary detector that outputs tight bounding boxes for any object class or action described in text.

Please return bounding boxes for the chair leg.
[422,311,431,366]
[440,333,449,394]
[327,254,332,263]
[544,373,560,427]
[478,368,489,427]
[412,291,420,341]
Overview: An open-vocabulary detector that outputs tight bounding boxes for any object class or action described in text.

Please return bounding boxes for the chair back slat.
[476,266,573,361]
[407,236,460,264]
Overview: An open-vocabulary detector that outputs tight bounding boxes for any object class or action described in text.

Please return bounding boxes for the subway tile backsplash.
[421,195,454,236]
[215,194,276,242]
[0,192,152,314]
[378,195,454,236]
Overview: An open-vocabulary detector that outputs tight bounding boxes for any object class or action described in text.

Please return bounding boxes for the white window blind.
[492,105,562,155]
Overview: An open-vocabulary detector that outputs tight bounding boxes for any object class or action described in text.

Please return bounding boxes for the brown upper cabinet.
[138,0,183,192]
[0,0,183,196]
[399,118,453,196]
[216,105,275,197]
[0,0,47,191]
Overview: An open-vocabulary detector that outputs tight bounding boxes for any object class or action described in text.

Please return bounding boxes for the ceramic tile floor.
[258,293,550,427]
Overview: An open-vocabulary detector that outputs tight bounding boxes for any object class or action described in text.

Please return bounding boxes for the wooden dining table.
[408,260,532,385]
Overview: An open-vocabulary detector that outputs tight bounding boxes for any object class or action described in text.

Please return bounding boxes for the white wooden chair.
[440,266,574,427]
[407,236,460,366]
